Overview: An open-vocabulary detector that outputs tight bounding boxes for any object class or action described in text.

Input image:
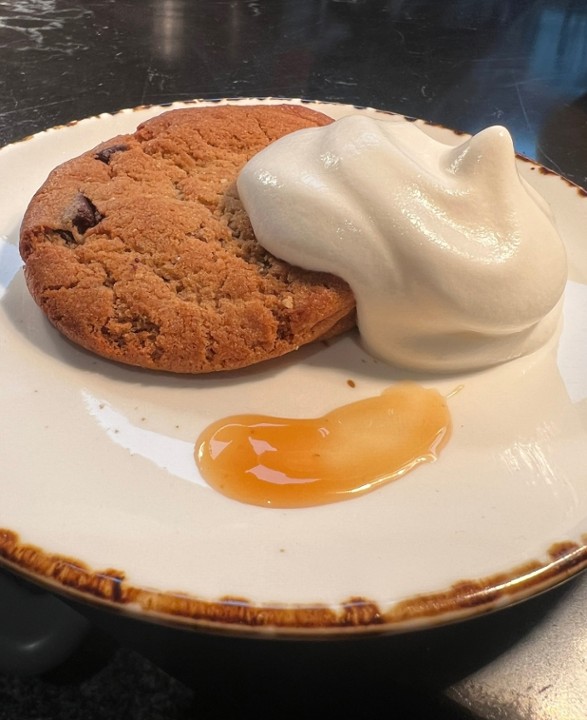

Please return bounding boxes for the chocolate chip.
[55,229,76,247]
[94,144,129,164]
[71,193,104,234]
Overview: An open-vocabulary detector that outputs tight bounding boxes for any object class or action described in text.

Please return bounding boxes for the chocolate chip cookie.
[19,104,355,373]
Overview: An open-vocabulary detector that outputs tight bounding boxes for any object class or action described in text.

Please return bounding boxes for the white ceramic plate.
[1,99,587,637]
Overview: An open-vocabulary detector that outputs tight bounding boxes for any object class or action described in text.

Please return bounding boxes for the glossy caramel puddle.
[195,382,451,508]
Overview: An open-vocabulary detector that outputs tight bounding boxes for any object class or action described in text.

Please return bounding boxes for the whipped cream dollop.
[237,115,567,372]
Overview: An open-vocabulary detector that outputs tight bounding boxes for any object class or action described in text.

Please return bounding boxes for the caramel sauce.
[195,382,451,508]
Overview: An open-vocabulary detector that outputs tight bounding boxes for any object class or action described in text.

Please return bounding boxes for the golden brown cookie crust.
[19,104,356,373]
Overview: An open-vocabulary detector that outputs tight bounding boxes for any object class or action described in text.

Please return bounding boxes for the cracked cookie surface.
[19,105,356,373]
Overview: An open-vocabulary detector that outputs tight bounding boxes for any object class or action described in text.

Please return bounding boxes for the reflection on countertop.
[0,0,586,191]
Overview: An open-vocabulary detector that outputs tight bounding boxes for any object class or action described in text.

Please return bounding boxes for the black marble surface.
[1,0,586,190]
[0,626,472,719]
[1,1,587,718]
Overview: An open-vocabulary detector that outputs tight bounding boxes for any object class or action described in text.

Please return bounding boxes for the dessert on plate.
[19,104,355,373]
[20,102,566,376]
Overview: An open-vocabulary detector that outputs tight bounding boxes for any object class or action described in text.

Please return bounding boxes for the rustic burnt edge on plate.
[1,528,586,634]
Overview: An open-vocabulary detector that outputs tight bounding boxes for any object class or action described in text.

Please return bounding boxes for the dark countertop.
[1,1,587,718]
[1,0,586,186]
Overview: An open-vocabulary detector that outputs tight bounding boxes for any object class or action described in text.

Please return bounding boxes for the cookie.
[19,104,356,373]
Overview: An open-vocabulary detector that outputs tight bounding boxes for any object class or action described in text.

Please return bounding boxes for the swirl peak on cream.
[237,115,567,372]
